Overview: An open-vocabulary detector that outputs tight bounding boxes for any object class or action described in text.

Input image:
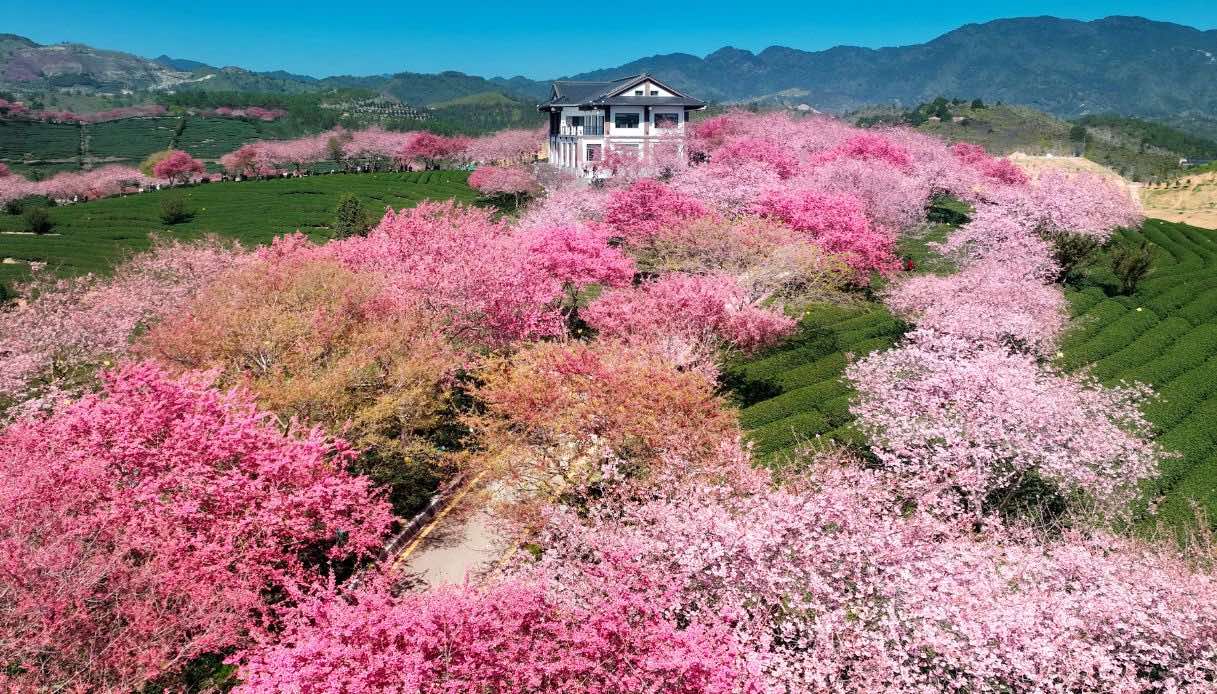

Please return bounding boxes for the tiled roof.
[540,74,704,109]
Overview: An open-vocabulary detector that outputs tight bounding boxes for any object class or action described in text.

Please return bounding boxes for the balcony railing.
[558,124,604,137]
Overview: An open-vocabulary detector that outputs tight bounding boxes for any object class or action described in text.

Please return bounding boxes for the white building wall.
[546,94,692,177]
[620,80,674,97]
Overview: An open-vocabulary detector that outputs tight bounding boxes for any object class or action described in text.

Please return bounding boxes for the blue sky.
[4,1,1215,79]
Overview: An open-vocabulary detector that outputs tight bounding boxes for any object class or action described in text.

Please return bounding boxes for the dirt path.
[391,479,510,587]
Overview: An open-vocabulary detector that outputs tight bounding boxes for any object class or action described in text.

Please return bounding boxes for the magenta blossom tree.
[0,362,393,692]
[234,575,750,693]
[523,224,636,291]
[151,149,206,184]
[602,178,708,243]
[750,189,900,279]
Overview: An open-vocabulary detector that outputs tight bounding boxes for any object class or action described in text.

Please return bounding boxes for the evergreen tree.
[334,193,369,239]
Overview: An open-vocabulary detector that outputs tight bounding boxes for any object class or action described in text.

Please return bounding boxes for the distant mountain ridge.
[4,16,1217,137]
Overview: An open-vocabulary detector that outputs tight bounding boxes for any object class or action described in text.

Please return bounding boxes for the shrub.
[1048,230,1103,282]
[4,194,55,215]
[159,192,193,225]
[1110,239,1155,295]
[333,193,369,239]
[22,205,54,234]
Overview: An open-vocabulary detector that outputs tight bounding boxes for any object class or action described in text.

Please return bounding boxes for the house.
[538,74,705,177]
[1180,158,1213,168]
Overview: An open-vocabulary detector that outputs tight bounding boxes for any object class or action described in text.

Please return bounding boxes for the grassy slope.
[0,170,475,284]
[917,104,1073,155]
[1059,219,1217,529]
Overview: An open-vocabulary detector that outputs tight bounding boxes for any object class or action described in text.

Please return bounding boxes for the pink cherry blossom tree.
[521,459,1217,692]
[847,329,1164,520]
[396,132,470,170]
[468,165,541,206]
[465,127,545,165]
[0,238,248,409]
[885,259,1069,355]
[712,136,800,179]
[268,201,568,346]
[583,272,795,356]
[602,178,708,243]
[220,143,275,178]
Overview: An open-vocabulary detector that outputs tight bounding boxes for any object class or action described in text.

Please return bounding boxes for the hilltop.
[852,99,1217,183]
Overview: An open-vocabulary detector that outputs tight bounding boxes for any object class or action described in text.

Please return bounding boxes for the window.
[634,90,643,96]
[654,112,679,129]
[615,144,641,158]
[614,113,640,129]
[568,116,583,127]
[586,144,602,162]
[650,90,659,96]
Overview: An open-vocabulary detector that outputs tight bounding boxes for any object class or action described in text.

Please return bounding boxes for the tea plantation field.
[1059,219,1217,531]
[730,217,1217,532]
[0,170,475,284]
[726,302,906,460]
[0,116,298,174]
[725,221,956,462]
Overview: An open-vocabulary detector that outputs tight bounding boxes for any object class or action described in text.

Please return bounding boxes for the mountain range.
[3,16,1216,137]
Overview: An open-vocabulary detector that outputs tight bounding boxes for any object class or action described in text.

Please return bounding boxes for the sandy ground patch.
[1141,171,1217,230]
